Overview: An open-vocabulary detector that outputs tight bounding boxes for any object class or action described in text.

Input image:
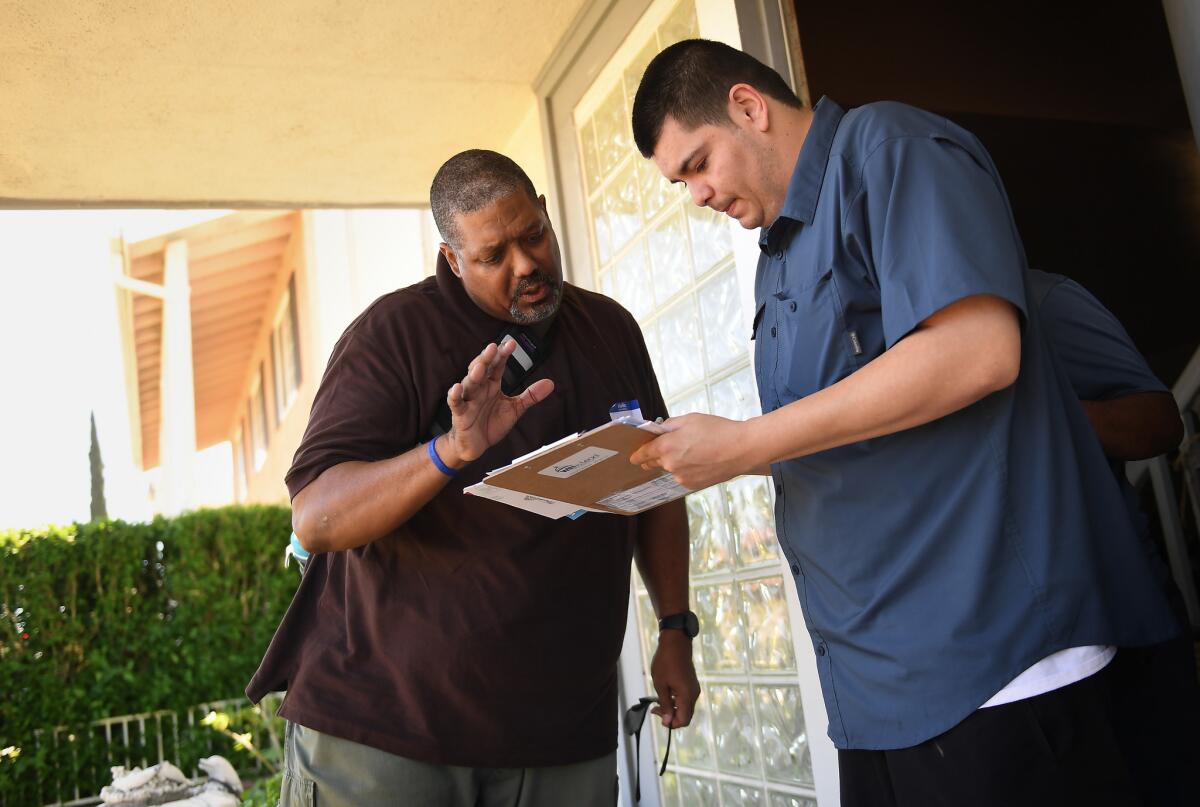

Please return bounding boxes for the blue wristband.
[427,438,459,477]
[288,532,310,560]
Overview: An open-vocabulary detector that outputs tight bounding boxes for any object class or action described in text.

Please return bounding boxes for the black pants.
[1108,637,1200,807]
[840,646,1200,807]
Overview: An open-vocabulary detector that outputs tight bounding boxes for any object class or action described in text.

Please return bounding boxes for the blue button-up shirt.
[1030,269,1181,615]
[755,98,1178,749]
[1030,270,1167,402]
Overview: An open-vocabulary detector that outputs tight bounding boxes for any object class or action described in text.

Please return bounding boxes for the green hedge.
[0,506,296,805]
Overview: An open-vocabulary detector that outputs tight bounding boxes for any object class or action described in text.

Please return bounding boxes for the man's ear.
[439,242,463,278]
[728,83,770,133]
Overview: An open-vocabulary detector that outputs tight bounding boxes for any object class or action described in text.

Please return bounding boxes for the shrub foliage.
[0,506,295,805]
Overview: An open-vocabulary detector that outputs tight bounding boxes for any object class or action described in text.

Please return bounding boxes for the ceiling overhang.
[0,0,589,206]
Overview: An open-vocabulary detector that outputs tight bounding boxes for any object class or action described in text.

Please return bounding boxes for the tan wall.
[0,1,583,207]
[504,99,551,200]
[236,208,434,507]
[241,228,316,507]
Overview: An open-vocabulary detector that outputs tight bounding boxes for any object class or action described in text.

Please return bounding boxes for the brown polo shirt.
[246,255,668,767]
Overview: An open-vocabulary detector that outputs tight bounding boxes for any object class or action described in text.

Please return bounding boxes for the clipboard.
[464,421,688,517]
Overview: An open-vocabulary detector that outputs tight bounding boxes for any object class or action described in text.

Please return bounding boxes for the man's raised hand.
[442,340,555,466]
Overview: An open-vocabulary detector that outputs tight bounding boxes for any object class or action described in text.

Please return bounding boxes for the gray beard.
[509,279,562,324]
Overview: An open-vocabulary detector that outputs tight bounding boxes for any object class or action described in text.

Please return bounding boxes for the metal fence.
[7,694,283,807]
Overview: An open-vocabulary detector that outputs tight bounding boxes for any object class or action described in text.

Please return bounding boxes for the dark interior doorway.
[791,0,1199,385]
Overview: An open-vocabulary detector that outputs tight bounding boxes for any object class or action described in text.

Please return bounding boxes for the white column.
[301,210,355,372]
[1163,0,1200,155]
[158,238,197,516]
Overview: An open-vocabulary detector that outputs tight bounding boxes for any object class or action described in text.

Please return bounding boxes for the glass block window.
[572,1,819,803]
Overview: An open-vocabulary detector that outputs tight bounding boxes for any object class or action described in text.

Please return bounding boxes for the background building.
[114,209,439,512]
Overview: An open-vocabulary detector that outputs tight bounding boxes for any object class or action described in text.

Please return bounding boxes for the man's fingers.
[456,341,539,413]
[659,415,687,432]
[468,343,498,376]
[468,353,492,385]
[630,438,663,467]
[515,378,555,412]
[652,666,699,728]
[489,339,517,381]
[651,681,675,728]
[460,343,502,399]
[472,340,512,397]
[672,683,698,728]
[462,343,509,401]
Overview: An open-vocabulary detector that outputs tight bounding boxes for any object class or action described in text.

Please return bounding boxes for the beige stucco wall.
[0,1,581,207]
[239,208,435,505]
[242,229,315,506]
[504,99,551,200]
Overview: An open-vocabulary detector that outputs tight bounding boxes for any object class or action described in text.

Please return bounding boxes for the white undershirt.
[979,645,1116,708]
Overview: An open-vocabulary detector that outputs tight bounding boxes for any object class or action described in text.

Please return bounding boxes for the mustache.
[512,272,559,297]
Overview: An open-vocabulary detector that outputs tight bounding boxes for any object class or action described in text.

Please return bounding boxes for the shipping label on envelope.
[537,446,618,478]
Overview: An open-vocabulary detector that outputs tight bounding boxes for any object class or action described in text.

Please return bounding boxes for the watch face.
[662,611,700,637]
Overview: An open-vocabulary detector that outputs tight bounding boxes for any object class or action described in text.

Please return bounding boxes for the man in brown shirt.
[247,150,699,805]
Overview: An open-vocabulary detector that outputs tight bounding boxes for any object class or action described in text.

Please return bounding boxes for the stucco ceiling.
[0,0,590,206]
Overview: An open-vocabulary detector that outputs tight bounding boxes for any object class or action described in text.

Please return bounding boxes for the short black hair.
[429,150,538,248]
[632,39,802,157]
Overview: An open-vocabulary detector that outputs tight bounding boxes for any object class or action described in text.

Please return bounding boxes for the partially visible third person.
[1030,267,1196,807]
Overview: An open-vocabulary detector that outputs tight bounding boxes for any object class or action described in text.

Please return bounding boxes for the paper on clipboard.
[463,481,593,519]
[465,419,687,518]
[596,474,687,513]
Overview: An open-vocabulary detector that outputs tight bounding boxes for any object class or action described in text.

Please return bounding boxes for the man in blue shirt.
[1031,270,1182,469]
[630,39,1191,805]
[1030,269,1197,806]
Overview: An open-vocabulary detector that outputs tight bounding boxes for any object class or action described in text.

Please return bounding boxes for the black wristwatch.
[658,610,700,639]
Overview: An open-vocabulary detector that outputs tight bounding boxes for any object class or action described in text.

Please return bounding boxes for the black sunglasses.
[623,696,672,802]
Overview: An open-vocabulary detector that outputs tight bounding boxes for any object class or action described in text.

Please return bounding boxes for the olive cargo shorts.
[279,721,618,806]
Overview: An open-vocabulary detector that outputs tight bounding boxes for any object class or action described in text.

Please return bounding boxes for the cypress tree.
[89,411,108,521]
